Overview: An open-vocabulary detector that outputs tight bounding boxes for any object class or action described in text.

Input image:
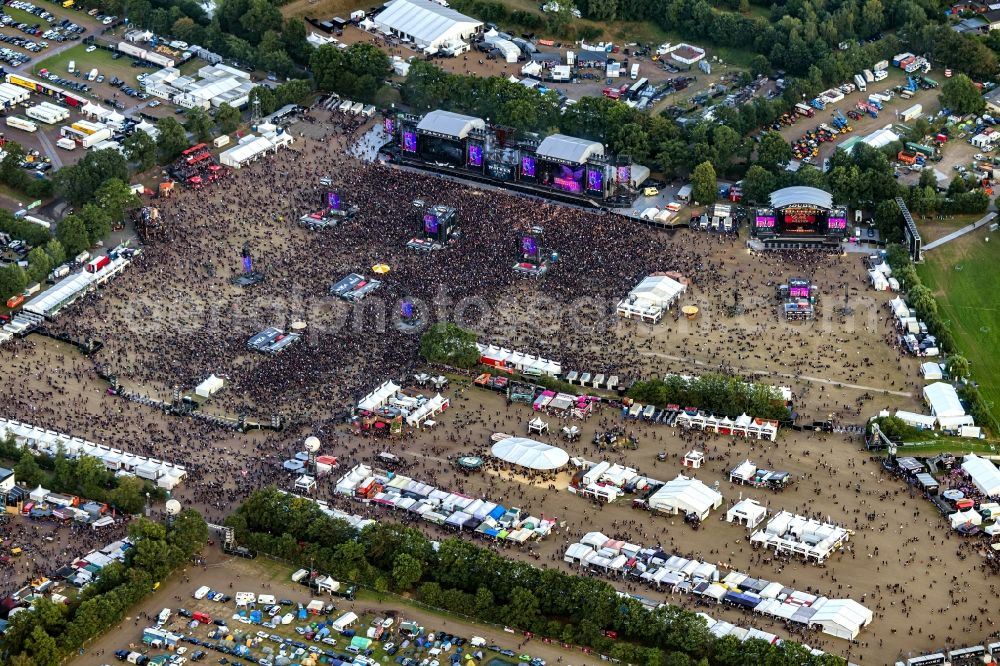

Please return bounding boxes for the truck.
[922,76,939,89]
[23,282,40,296]
[87,68,98,82]
[873,69,887,82]
[630,63,639,79]
[74,251,91,265]
[853,74,867,92]
[82,127,112,149]
[56,137,77,150]
[48,265,70,282]
[863,69,874,83]
[907,142,936,157]
[794,102,815,118]
[86,255,111,273]
[900,103,923,122]
[6,116,37,132]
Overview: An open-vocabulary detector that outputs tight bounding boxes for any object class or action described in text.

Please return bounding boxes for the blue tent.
[298,608,308,620]
[488,506,505,521]
[250,610,262,623]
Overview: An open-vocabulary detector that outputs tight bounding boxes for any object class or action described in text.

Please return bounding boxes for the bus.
[627,77,648,100]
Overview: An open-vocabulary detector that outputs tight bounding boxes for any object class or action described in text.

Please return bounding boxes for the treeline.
[885,245,999,435]
[0,141,53,200]
[229,488,844,666]
[628,374,790,420]
[0,514,208,666]
[449,0,602,41]
[0,434,159,514]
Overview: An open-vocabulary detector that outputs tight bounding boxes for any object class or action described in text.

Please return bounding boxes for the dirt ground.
[2,109,994,665]
[71,554,583,666]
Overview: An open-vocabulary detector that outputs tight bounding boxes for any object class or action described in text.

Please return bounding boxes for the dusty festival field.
[2,111,992,665]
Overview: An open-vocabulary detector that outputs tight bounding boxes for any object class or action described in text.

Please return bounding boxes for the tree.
[248,86,277,116]
[690,161,717,204]
[52,149,129,206]
[419,323,480,368]
[755,131,793,171]
[44,238,66,267]
[947,355,970,379]
[239,0,282,43]
[56,215,90,256]
[109,476,146,514]
[79,203,112,245]
[185,107,215,144]
[283,17,312,63]
[25,246,51,285]
[14,450,44,488]
[873,199,904,244]
[95,179,141,222]
[123,130,157,170]
[391,552,423,592]
[940,74,985,115]
[216,103,241,134]
[275,79,313,108]
[25,626,60,666]
[0,263,27,300]
[156,117,190,163]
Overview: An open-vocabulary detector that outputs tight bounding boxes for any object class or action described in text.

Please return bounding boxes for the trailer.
[907,142,936,157]
[873,59,889,71]
[900,103,923,122]
[82,127,113,148]
[794,102,814,118]
[863,69,874,82]
[6,116,37,132]
[26,105,64,125]
[853,74,867,92]
[922,76,939,89]
[630,63,639,79]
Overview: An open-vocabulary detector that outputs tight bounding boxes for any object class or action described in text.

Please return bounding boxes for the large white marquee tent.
[923,382,965,418]
[616,274,687,324]
[374,0,482,50]
[962,454,1000,497]
[647,475,722,520]
[491,437,569,470]
[807,599,873,640]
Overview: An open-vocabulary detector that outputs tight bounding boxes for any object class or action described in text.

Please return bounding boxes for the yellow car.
[643,186,659,197]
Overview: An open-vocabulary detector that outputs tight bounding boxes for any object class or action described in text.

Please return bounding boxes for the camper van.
[87,68,99,81]
[193,585,211,599]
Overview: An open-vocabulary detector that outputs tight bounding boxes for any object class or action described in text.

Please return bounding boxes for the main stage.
[750,186,848,250]
[386,110,638,209]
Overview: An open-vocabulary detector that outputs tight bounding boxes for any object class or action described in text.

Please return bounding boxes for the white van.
[193,585,211,600]
[67,60,75,73]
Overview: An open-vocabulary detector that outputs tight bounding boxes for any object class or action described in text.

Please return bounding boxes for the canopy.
[962,454,1000,497]
[491,437,568,470]
[808,599,873,640]
[647,475,723,519]
[195,374,224,398]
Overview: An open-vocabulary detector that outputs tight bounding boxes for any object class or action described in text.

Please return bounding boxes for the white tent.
[195,374,224,398]
[808,599,873,640]
[374,0,482,50]
[868,270,889,291]
[894,410,936,429]
[491,437,569,470]
[647,474,722,520]
[358,380,402,412]
[616,274,686,324]
[30,485,50,503]
[949,508,982,528]
[962,454,1000,497]
[923,382,965,417]
[726,498,767,529]
[920,362,943,380]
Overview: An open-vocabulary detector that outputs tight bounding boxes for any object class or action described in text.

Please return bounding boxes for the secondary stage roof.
[416,110,485,140]
[491,437,568,470]
[769,186,833,210]
[374,0,482,49]
[535,134,604,164]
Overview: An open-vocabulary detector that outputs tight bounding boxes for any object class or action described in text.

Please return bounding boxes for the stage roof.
[416,109,485,139]
[491,437,568,470]
[536,134,604,164]
[769,186,833,210]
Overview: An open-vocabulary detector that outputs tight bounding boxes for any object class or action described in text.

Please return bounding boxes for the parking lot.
[32,42,165,111]
[75,556,576,666]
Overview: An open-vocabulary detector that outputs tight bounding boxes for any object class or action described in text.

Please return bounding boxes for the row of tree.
[229,488,844,666]
[628,374,790,420]
[1,435,156,514]
[0,513,208,666]
[0,141,54,200]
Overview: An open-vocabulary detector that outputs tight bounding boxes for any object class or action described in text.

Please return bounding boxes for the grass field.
[917,228,1000,420]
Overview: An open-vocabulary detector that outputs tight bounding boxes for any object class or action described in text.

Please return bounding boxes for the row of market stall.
[0,418,188,490]
[563,531,873,640]
[334,464,556,543]
[889,295,940,357]
[53,537,131,590]
[674,411,779,442]
[16,485,115,529]
[356,380,451,429]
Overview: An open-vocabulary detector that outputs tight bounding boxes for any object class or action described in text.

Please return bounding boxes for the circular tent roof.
[491,437,569,471]
[769,186,833,211]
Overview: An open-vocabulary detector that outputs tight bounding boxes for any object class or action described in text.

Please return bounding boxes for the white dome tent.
[491,437,569,471]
